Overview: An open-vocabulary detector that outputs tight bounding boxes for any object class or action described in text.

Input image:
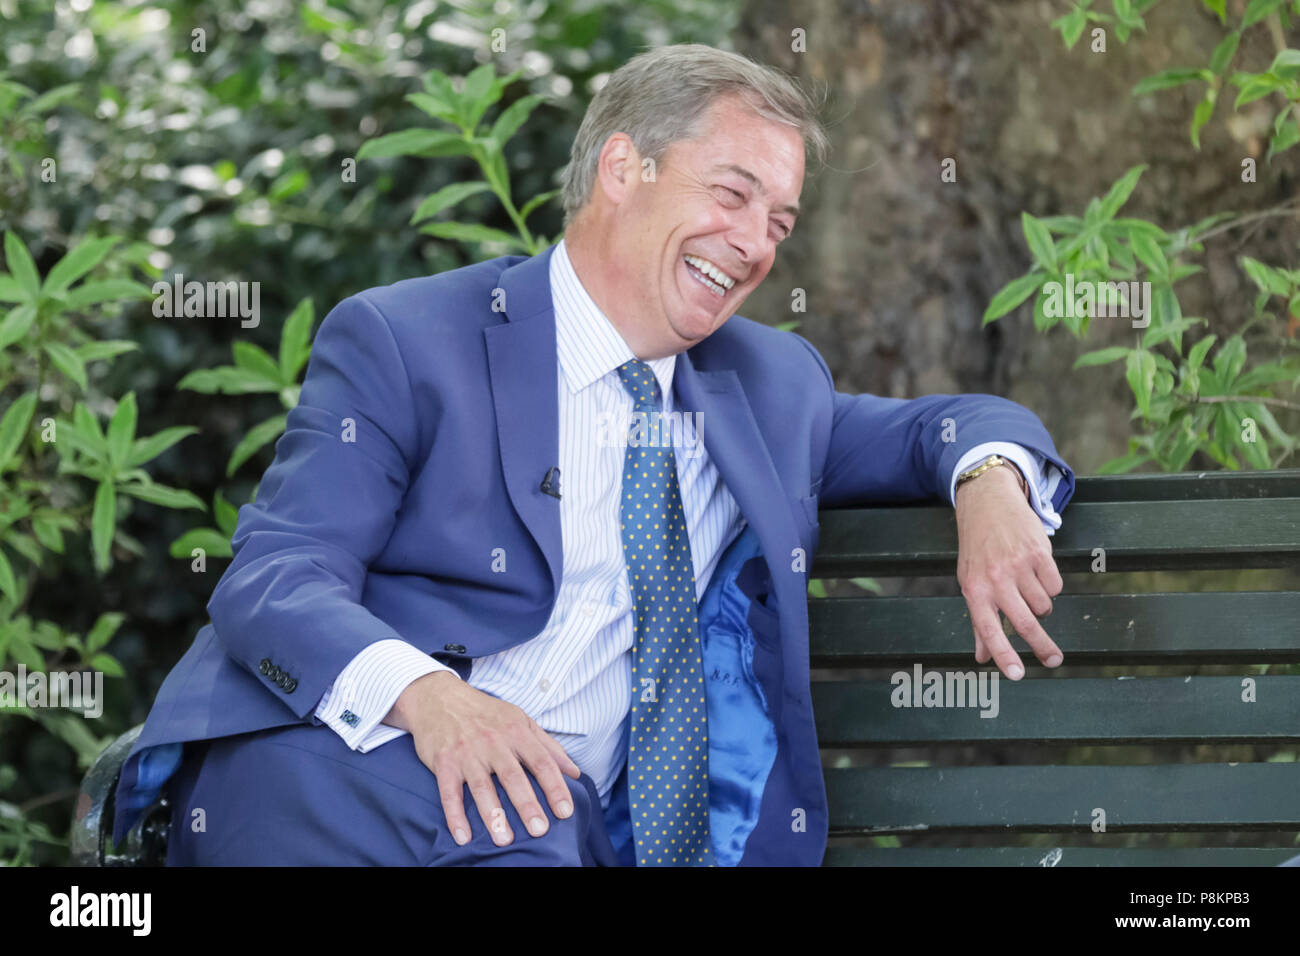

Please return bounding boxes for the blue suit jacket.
[112,243,1075,863]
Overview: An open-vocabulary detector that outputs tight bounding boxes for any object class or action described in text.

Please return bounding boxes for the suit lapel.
[485,246,563,597]
[673,348,803,608]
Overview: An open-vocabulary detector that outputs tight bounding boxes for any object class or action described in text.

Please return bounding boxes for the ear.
[594,132,638,207]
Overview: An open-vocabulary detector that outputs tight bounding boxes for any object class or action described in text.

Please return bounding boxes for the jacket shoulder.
[342,254,529,336]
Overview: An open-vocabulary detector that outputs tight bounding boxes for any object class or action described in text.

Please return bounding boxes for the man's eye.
[715,186,744,203]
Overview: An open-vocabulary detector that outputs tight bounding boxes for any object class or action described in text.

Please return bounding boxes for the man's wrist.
[955,458,1028,504]
[386,670,461,732]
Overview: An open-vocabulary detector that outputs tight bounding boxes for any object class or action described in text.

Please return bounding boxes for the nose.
[726,203,769,269]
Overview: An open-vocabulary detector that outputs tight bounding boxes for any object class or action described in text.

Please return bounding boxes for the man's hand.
[384,671,582,847]
[954,463,1064,680]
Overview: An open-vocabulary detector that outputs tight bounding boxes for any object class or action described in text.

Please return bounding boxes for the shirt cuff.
[314,639,460,753]
[950,441,1064,537]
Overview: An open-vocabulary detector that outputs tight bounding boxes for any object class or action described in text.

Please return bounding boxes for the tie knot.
[615,359,662,410]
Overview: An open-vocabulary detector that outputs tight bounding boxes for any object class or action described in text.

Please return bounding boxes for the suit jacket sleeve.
[792,333,1075,513]
[206,293,425,720]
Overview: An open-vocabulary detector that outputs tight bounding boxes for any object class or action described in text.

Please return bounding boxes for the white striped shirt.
[312,238,1061,808]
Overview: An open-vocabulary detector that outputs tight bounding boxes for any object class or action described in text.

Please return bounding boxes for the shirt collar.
[550,238,676,407]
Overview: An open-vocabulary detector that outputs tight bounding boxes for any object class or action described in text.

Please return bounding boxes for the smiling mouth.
[682,254,736,298]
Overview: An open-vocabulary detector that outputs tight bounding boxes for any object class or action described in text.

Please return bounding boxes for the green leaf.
[488,94,543,147]
[463,64,518,131]
[43,342,88,392]
[0,548,16,604]
[91,480,115,572]
[1126,349,1157,417]
[1213,334,1248,383]
[1240,256,1291,295]
[1270,49,1300,81]
[213,491,240,536]
[1054,7,1088,47]
[1268,117,1300,157]
[89,653,124,678]
[268,169,309,202]
[105,392,137,468]
[1132,68,1212,96]
[177,366,282,395]
[0,303,37,350]
[1243,0,1290,27]
[1210,32,1241,74]
[85,612,124,654]
[0,392,37,473]
[41,236,119,295]
[1235,362,1299,390]
[62,279,153,310]
[1098,165,1147,220]
[226,414,287,476]
[1074,346,1131,368]
[519,190,560,224]
[982,272,1046,323]
[1021,213,1057,271]
[127,425,198,469]
[231,341,283,385]
[1128,229,1168,278]
[278,298,314,382]
[7,628,43,672]
[357,129,472,161]
[116,482,206,510]
[1190,88,1217,148]
[30,515,65,554]
[1234,73,1282,108]
[169,527,234,560]
[0,275,28,303]
[405,92,463,126]
[1187,334,1217,372]
[409,182,492,225]
[3,232,40,298]
[1202,0,1227,24]
[76,340,139,364]
[418,221,528,250]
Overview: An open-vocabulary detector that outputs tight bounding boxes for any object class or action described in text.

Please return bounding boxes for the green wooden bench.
[73,470,1300,866]
[814,469,1300,866]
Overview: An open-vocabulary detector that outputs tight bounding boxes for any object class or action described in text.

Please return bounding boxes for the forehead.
[674,94,806,205]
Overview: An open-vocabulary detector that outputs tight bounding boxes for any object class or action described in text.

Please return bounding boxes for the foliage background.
[0,0,1297,863]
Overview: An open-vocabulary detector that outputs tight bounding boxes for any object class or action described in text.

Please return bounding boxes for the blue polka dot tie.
[615,359,712,867]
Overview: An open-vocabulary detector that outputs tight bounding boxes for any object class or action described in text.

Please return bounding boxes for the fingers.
[524,728,580,822]
[434,763,475,848]
[996,586,1062,669]
[464,764,515,847]
[537,726,582,779]
[968,597,1024,680]
[492,751,551,842]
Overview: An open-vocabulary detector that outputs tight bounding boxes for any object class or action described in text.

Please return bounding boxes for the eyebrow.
[710,163,800,219]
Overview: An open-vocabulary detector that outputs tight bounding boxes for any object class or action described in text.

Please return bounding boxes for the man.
[113,43,1075,866]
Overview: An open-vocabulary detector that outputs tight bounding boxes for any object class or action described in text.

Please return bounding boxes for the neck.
[564,222,671,360]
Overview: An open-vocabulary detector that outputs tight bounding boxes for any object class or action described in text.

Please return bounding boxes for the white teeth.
[683,254,735,290]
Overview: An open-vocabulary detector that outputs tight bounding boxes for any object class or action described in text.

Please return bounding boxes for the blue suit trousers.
[163,722,635,866]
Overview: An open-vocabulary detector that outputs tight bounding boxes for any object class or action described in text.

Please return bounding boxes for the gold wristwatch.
[955,454,1029,498]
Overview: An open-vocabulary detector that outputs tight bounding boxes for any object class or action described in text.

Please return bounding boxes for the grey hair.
[559,44,828,226]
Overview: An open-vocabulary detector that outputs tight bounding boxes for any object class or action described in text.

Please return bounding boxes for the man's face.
[610,94,805,355]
